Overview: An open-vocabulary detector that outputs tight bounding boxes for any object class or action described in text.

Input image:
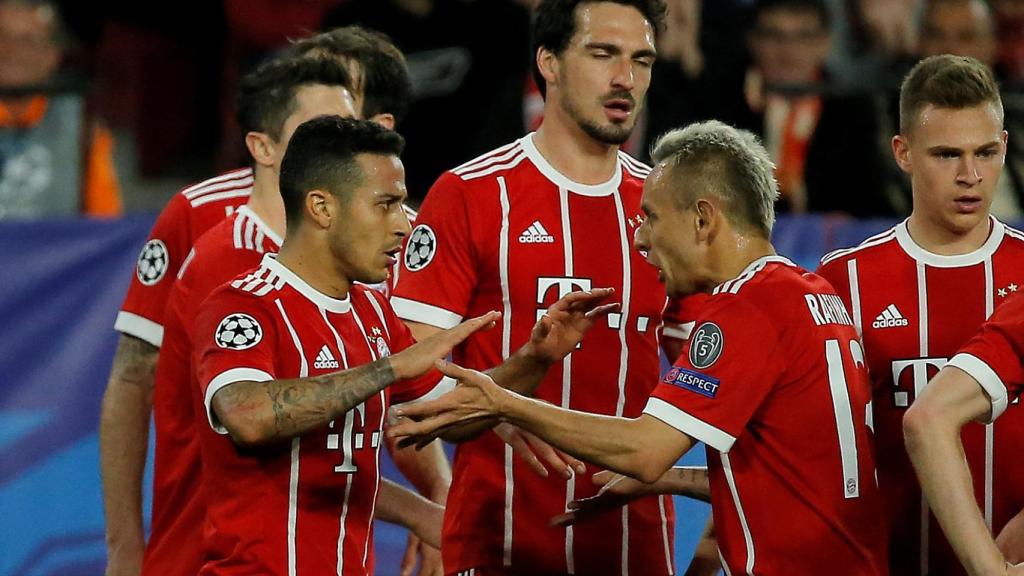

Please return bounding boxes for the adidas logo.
[314,345,340,370]
[519,221,555,244]
[872,304,909,329]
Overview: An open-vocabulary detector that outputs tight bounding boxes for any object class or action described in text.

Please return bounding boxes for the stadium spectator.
[905,290,1024,575]
[389,1,701,573]
[817,55,1024,576]
[391,120,889,576]
[732,0,895,217]
[0,0,120,218]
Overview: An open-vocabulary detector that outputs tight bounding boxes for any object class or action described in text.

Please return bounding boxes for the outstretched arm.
[212,311,500,446]
[390,360,693,484]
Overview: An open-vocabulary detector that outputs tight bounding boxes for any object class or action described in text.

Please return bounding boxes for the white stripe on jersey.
[275,298,307,576]
[337,476,354,576]
[460,151,528,181]
[451,140,521,174]
[191,188,253,208]
[497,176,515,568]
[182,169,252,199]
[453,143,524,176]
[362,291,391,339]
[847,259,863,338]
[722,452,756,575]
[618,152,652,179]
[178,248,196,280]
[621,506,630,576]
[984,257,995,529]
[915,262,929,575]
[233,211,245,249]
[659,495,675,576]
[820,227,898,266]
[557,185,576,572]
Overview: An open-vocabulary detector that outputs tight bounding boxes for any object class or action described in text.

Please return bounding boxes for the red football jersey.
[391,134,679,575]
[817,218,1024,575]
[115,168,253,346]
[143,206,282,576]
[645,257,887,575]
[193,254,445,575]
[949,290,1024,422]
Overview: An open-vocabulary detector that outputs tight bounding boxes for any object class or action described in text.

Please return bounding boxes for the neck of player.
[276,233,352,301]
[906,210,992,256]
[533,111,621,185]
[247,165,288,239]
[706,232,777,292]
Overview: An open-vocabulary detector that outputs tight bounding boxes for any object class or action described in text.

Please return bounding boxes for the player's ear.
[693,198,716,242]
[368,113,396,131]
[536,47,559,90]
[306,189,333,229]
[245,132,276,169]
[891,134,912,174]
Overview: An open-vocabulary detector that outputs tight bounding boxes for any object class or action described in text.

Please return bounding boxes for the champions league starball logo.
[404,224,437,271]
[215,313,263,350]
[136,239,169,286]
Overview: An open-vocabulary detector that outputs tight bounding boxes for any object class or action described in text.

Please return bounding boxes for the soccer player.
[192,115,617,575]
[816,55,1024,575]
[389,1,693,573]
[904,292,1024,576]
[391,120,889,575]
[100,56,354,576]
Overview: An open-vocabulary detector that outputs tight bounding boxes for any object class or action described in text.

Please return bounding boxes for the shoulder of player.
[818,224,901,268]
[175,167,254,208]
[1000,220,1024,246]
[447,140,528,182]
[617,150,652,182]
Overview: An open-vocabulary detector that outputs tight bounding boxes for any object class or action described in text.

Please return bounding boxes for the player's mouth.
[383,246,402,266]
[954,194,983,214]
[603,98,634,122]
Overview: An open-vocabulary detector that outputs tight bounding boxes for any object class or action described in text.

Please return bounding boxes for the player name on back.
[804,292,854,327]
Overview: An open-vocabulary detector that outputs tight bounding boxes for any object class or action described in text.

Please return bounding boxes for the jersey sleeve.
[115,193,193,346]
[946,292,1024,423]
[391,172,477,329]
[642,297,786,453]
[192,286,277,434]
[366,288,454,407]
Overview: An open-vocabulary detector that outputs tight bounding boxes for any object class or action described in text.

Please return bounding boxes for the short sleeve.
[391,172,478,329]
[115,194,193,346]
[948,292,1024,422]
[192,287,277,434]
[643,297,785,453]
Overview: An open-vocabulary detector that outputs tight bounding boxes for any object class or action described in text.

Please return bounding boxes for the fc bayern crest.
[404,224,436,271]
[136,239,169,286]
[215,313,263,350]
[689,322,724,369]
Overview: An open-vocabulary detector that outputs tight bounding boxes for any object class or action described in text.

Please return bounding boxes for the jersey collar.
[895,216,1004,268]
[261,254,351,313]
[236,205,284,248]
[521,132,623,197]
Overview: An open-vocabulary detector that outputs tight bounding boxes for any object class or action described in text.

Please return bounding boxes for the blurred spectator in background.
[917,0,1024,220]
[994,0,1024,84]
[0,0,120,218]
[735,0,896,217]
[323,0,531,202]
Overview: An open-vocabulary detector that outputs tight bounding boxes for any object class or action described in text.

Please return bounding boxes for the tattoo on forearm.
[221,358,397,441]
[112,335,158,390]
[671,467,712,501]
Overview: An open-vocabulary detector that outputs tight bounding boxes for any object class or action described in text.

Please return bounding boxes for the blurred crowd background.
[0,0,1022,221]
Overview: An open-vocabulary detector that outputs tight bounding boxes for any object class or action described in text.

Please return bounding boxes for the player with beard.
[390,1,689,573]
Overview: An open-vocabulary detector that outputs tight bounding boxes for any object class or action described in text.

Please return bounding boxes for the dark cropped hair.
[899,55,1003,134]
[530,0,667,98]
[280,116,406,227]
[234,56,352,140]
[286,26,412,124]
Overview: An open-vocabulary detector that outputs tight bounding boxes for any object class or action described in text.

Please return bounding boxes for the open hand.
[496,423,586,479]
[527,288,619,364]
[390,311,500,381]
[550,470,653,526]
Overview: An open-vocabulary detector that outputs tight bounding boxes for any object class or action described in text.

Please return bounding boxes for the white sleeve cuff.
[947,353,1009,423]
[204,368,274,434]
[388,377,456,425]
[390,296,463,329]
[643,397,737,453]
[662,321,695,341]
[114,311,164,348]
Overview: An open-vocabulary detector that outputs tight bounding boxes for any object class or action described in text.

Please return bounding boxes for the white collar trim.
[261,254,351,313]
[895,216,1004,268]
[520,132,622,197]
